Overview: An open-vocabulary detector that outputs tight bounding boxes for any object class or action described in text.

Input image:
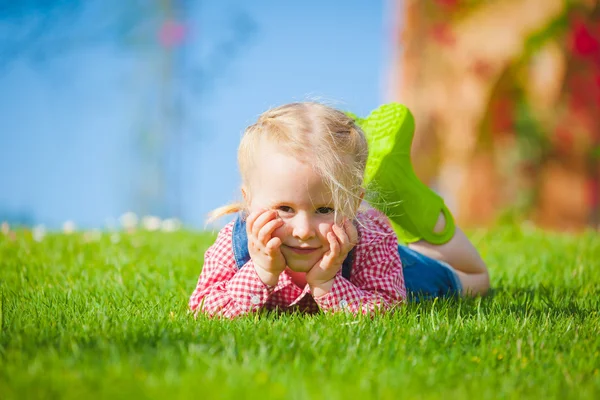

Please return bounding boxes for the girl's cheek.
[272,223,291,240]
[318,223,333,240]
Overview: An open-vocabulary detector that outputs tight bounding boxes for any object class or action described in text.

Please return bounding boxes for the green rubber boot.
[348,103,455,244]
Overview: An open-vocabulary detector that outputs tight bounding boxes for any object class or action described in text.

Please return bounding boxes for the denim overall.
[231,214,462,301]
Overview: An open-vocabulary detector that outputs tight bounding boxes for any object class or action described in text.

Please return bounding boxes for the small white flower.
[142,215,161,231]
[84,229,102,242]
[161,218,182,232]
[119,212,139,230]
[110,233,121,244]
[32,224,46,242]
[63,220,76,234]
[1,222,9,235]
[104,217,117,231]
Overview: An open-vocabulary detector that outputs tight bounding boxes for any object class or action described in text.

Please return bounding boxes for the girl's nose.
[292,214,315,240]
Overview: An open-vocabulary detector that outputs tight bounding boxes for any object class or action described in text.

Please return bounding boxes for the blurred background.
[0,0,598,233]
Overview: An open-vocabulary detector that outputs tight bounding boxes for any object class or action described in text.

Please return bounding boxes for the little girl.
[189,102,489,318]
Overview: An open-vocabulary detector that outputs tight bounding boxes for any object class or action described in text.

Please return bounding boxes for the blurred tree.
[393,0,599,231]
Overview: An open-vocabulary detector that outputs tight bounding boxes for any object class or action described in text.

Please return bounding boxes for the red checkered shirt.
[189,211,406,318]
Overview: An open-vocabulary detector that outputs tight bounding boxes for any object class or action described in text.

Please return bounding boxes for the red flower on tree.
[471,58,494,80]
[158,19,188,48]
[430,23,456,47]
[553,125,574,154]
[434,0,460,9]
[570,17,600,59]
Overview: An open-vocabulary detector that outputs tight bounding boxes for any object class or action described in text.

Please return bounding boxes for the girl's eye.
[277,206,293,213]
[316,207,335,215]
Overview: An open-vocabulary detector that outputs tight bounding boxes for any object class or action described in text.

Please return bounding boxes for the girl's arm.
[312,231,406,315]
[189,227,275,318]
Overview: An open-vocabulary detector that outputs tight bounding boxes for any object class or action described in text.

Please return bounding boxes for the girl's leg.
[407,212,490,296]
[352,102,489,296]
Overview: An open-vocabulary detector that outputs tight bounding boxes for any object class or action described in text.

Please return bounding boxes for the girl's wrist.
[253,264,281,287]
[309,278,336,298]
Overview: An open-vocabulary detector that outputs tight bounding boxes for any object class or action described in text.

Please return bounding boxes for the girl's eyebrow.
[268,201,334,208]
[268,202,294,209]
[271,204,336,211]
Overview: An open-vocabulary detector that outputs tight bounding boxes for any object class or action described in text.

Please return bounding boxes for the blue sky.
[0,0,394,229]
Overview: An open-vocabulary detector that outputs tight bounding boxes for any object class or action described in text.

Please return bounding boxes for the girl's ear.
[241,187,251,219]
[241,186,249,204]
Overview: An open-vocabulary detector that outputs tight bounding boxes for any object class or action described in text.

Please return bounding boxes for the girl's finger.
[327,231,340,258]
[332,223,350,249]
[252,210,276,238]
[265,237,282,253]
[346,221,358,246]
[246,210,264,237]
[258,218,283,245]
[344,219,358,245]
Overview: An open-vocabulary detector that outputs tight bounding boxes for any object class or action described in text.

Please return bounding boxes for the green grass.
[1,225,599,399]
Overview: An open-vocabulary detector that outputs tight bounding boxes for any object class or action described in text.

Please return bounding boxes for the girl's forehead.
[249,154,332,204]
[252,169,331,199]
[253,141,312,177]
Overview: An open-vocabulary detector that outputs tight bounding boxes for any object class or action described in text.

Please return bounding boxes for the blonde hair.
[208,102,369,223]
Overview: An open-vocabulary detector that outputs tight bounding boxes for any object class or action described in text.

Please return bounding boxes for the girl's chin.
[288,264,312,272]
[285,262,314,273]
[281,249,324,272]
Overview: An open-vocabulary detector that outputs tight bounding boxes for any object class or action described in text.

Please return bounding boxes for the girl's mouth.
[285,245,319,255]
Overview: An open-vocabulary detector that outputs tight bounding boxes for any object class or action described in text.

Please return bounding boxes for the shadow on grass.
[404,284,599,322]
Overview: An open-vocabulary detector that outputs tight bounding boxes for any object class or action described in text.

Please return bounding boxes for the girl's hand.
[307,219,358,296]
[246,210,286,286]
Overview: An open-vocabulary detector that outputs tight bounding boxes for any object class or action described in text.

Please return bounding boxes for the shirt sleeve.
[188,226,274,318]
[312,217,406,315]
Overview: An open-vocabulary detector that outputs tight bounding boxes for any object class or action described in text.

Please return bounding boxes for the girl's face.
[244,141,337,272]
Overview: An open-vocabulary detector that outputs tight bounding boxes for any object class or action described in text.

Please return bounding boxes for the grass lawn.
[1,225,599,399]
